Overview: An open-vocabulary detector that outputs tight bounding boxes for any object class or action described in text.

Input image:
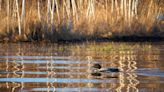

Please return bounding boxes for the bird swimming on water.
[92,63,120,73]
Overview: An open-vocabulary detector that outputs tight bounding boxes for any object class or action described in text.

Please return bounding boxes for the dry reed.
[0,0,163,42]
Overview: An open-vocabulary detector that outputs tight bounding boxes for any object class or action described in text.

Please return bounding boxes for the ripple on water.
[0,42,164,92]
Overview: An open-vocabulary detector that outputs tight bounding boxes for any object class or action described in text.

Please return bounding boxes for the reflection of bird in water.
[91,64,120,78]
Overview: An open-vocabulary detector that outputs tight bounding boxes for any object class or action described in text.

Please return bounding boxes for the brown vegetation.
[0,0,163,42]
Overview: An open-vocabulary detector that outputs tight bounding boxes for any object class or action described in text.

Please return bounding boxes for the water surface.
[0,42,164,92]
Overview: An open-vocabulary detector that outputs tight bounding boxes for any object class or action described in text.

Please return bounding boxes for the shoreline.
[0,35,163,43]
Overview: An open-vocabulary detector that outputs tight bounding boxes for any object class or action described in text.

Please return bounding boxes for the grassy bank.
[0,0,163,42]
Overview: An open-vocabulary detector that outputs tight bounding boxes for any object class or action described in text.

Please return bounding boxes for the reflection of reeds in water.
[12,60,20,77]
[46,56,50,92]
[12,43,23,92]
[87,56,92,73]
[117,50,139,92]
[126,51,137,72]
[49,45,56,92]
[11,61,21,92]
[5,48,9,88]
[19,43,25,91]
[86,56,93,89]
[126,73,139,92]
[126,51,139,92]
[46,52,56,92]
[11,83,20,92]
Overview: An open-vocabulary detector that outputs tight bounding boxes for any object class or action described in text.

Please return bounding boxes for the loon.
[92,64,120,73]
[91,64,120,78]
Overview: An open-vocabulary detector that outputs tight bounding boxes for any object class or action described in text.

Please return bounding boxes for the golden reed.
[0,0,163,42]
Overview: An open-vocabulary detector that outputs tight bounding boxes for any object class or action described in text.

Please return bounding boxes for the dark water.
[0,42,164,92]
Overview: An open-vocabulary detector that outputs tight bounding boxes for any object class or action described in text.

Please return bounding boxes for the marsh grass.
[87,42,160,52]
[0,0,163,42]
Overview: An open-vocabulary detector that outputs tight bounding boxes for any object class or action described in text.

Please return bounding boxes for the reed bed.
[0,0,163,42]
